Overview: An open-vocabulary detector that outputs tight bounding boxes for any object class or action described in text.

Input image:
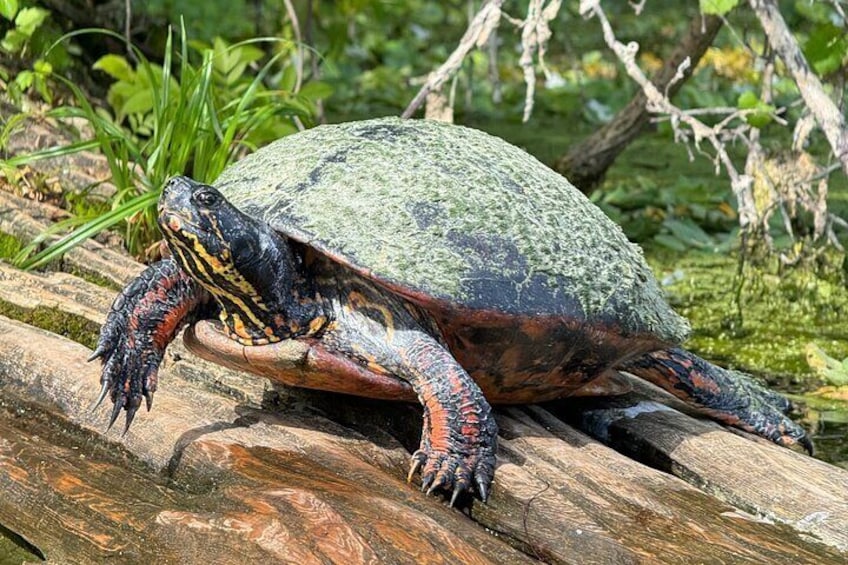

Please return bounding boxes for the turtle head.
[158,175,302,345]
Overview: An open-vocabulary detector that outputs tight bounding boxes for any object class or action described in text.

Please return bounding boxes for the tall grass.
[6,24,317,269]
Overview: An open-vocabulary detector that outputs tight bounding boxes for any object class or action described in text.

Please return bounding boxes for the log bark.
[0,299,845,561]
[558,374,848,551]
[0,191,142,287]
[554,13,723,193]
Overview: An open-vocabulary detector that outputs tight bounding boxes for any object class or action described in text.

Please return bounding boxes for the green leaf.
[33,58,51,74]
[663,218,715,249]
[700,0,739,15]
[13,69,31,90]
[122,88,155,116]
[737,90,758,109]
[737,91,774,128]
[14,7,49,36]
[278,64,297,92]
[298,80,333,100]
[0,0,18,21]
[653,234,688,252]
[803,24,848,76]
[34,73,51,103]
[1,29,26,53]
[93,54,135,82]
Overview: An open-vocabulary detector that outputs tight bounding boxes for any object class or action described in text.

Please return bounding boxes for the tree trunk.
[555,14,723,193]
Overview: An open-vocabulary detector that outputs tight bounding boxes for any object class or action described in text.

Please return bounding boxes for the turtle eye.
[194,189,220,208]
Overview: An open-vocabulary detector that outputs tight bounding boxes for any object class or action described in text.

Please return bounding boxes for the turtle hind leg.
[91,257,211,432]
[621,347,812,454]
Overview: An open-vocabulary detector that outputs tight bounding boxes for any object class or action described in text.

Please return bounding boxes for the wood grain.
[0,254,844,562]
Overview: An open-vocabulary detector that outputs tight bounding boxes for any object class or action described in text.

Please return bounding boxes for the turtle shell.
[214,117,688,347]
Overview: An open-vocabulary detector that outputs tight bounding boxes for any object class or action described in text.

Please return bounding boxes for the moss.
[0,233,25,261]
[0,298,99,349]
[64,264,123,291]
[646,249,848,385]
[215,117,688,342]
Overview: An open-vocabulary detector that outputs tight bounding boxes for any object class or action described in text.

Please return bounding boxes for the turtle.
[91,117,810,505]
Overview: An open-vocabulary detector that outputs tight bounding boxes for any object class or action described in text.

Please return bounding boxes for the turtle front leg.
[621,348,812,453]
[90,257,211,432]
[323,284,498,505]
[399,336,499,504]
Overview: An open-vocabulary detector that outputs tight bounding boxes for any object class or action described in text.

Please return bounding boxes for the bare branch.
[401,0,504,119]
[555,10,723,192]
[517,1,562,122]
[579,0,758,231]
[748,0,848,176]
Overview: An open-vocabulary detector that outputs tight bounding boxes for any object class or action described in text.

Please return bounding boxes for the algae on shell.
[215,118,690,343]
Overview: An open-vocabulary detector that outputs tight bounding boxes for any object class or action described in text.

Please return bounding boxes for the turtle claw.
[408,446,495,504]
[475,473,490,504]
[87,344,109,363]
[107,400,123,432]
[91,380,110,413]
[122,397,142,436]
[799,436,815,456]
[407,452,425,483]
[449,483,469,508]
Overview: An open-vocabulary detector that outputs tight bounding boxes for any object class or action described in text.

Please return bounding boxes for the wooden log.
[0,317,534,564]
[0,314,845,563]
[0,261,113,325]
[566,385,848,551]
[0,190,142,287]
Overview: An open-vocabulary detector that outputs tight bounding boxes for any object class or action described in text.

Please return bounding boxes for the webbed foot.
[406,404,498,505]
[90,258,207,433]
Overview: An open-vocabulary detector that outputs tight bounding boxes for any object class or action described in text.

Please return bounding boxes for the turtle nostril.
[163,176,194,197]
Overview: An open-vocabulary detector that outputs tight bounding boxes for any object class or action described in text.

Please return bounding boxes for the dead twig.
[748,0,848,176]
[579,0,758,232]
[401,0,504,119]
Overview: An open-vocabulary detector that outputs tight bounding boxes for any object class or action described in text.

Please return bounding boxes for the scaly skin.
[90,257,211,432]
[621,348,812,454]
[92,176,811,506]
[316,269,498,503]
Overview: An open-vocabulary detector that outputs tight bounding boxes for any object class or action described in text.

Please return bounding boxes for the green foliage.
[736,90,775,128]
[803,23,848,76]
[0,1,75,103]
[596,173,739,252]
[699,0,739,16]
[142,0,259,43]
[1,5,49,53]
[5,56,52,102]
[9,26,327,268]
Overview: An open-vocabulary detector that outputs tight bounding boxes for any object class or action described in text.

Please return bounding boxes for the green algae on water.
[647,249,848,384]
